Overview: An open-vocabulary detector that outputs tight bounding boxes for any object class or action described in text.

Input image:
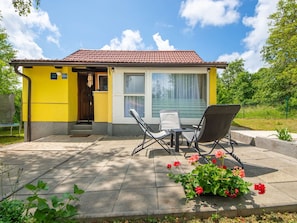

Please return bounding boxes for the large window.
[124,73,145,117]
[152,73,207,118]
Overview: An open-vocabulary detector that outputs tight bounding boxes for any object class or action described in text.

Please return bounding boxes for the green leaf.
[25,183,37,191]
[74,184,85,195]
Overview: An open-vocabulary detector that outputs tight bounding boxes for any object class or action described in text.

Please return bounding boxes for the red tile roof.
[10,50,228,68]
[63,50,204,64]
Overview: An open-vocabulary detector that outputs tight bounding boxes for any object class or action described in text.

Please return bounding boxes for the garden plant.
[167,150,265,200]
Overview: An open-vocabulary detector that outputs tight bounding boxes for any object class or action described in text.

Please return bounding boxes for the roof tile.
[63,50,204,64]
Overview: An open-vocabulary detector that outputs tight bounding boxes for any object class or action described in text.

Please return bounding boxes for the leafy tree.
[0,24,22,122]
[0,28,19,94]
[251,68,274,105]
[261,0,297,107]
[11,0,40,16]
[232,70,255,105]
[217,59,254,104]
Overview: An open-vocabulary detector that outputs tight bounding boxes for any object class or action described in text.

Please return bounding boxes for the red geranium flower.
[188,154,199,164]
[167,164,172,169]
[173,161,181,167]
[254,183,266,194]
[215,149,225,159]
[195,186,204,195]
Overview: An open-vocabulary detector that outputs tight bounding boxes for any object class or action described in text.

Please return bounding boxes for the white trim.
[112,67,209,125]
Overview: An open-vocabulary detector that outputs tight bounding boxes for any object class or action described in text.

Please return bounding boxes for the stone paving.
[1,132,297,221]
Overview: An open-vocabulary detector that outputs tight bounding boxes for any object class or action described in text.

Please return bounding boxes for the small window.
[124,73,145,117]
[99,76,108,91]
[50,72,58,80]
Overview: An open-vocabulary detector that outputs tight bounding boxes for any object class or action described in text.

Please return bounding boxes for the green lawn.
[234,118,297,133]
[0,128,24,146]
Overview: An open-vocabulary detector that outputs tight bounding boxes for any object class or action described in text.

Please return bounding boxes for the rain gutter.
[13,65,31,142]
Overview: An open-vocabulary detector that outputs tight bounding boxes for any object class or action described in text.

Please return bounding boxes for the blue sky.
[0,0,278,72]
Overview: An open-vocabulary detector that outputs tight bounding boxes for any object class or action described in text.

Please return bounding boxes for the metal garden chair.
[130,109,172,155]
[181,104,243,168]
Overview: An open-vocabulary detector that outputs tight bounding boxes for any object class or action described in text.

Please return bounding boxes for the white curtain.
[152,73,207,118]
[124,74,145,117]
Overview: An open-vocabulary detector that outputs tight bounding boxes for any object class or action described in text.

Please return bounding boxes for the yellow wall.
[209,67,217,105]
[93,67,113,123]
[107,67,113,123]
[93,92,108,122]
[22,66,77,122]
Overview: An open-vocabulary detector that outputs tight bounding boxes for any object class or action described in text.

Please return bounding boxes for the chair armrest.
[192,124,202,129]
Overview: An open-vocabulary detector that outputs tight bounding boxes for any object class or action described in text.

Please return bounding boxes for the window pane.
[152,73,207,118]
[124,96,145,117]
[124,73,145,117]
[125,74,145,94]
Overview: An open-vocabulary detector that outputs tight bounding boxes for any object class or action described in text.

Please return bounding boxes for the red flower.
[211,159,217,164]
[232,167,246,178]
[173,161,181,167]
[195,186,204,195]
[254,183,266,194]
[167,164,172,169]
[188,154,199,164]
[215,150,225,159]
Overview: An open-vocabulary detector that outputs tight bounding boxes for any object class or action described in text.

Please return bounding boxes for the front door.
[78,73,95,122]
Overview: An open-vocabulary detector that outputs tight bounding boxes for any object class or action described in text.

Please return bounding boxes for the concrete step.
[70,129,92,136]
[72,124,92,130]
[70,123,92,136]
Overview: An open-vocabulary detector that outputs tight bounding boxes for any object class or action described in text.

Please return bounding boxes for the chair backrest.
[197,104,240,142]
[0,94,16,124]
[130,109,149,133]
[159,110,181,130]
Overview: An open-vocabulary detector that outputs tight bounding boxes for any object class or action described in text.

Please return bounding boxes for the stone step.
[72,124,92,130]
[70,129,92,136]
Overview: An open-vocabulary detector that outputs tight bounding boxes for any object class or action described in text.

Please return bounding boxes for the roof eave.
[10,60,228,69]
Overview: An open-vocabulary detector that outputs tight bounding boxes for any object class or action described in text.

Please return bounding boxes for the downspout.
[14,65,32,142]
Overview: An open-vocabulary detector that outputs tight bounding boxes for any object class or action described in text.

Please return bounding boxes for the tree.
[11,0,40,16]
[0,25,22,121]
[0,28,19,94]
[261,0,297,107]
[217,59,254,104]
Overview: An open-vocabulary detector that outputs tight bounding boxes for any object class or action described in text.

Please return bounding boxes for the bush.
[0,199,25,223]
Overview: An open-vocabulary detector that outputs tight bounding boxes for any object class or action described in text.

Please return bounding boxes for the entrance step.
[70,123,92,136]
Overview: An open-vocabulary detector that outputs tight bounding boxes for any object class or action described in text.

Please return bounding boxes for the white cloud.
[179,0,240,27]
[153,33,175,50]
[217,0,278,72]
[100,29,144,50]
[101,30,176,51]
[0,1,60,59]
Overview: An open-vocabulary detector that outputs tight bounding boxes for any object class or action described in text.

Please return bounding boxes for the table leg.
[175,132,180,152]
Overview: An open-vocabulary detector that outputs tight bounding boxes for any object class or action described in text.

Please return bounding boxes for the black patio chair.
[182,104,243,168]
[130,109,172,155]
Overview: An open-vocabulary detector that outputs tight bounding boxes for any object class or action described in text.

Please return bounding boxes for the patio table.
[159,109,194,152]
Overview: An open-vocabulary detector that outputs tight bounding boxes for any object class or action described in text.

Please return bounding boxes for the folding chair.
[130,109,172,155]
[182,104,243,168]
[159,110,181,131]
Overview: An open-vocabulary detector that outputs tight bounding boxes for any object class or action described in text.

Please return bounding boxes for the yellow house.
[10,50,227,141]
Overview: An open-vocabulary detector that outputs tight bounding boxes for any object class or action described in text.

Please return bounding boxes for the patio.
[1,132,297,221]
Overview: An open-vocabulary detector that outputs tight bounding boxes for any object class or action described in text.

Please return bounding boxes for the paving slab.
[1,133,297,221]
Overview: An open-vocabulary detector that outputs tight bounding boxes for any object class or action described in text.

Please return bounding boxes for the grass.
[90,212,297,222]
[233,105,297,133]
[233,118,297,133]
[0,128,24,147]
